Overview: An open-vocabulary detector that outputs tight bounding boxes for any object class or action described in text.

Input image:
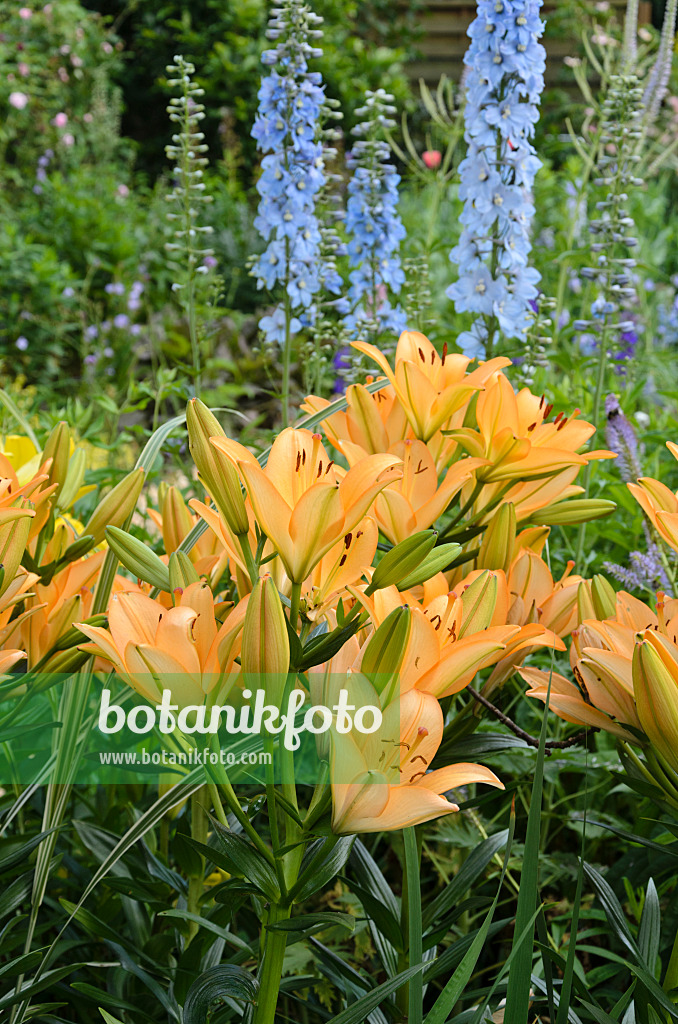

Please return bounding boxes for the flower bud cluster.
[343,89,406,340]
[576,75,643,374]
[164,56,214,288]
[448,0,546,358]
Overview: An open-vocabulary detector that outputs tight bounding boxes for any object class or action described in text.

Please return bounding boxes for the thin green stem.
[403,827,423,1024]
[281,238,292,428]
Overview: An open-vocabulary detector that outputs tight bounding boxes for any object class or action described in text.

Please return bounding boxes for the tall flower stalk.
[448,0,546,359]
[344,89,406,343]
[165,56,214,400]
[251,0,325,426]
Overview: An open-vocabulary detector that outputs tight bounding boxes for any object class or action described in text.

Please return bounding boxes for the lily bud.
[633,636,678,774]
[186,399,249,536]
[0,509,33,598]
[591,574,617,619]
[397,542,461,591]
[241,575,290,706]
[458,571,498,639]
[169,550,201,591]
[576,580,596,624]
[60,534,95,564]
[53,614,109,652]
[477,502,516,574]
[56,447,87,513]
[41,421,70,499]
[82,468,145,545]
[162,486,194,554]
[39,646,92,677]
[532,499,616,526]
[361,605,411,698]
[105,526,171,592]
[366,530,437,595]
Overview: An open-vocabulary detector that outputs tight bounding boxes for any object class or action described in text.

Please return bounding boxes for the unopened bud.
[82,468,145,545]
[241,575,290,706]
[105,526,171,592]
[366,530,437,595]
[477,502,516,574]
[186,399,249,536]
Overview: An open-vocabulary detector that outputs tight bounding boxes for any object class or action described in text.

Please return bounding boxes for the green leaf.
[298,618,363,672]
[182,966,259,1022]
[0,965,89,1011]
[211,821,280,902]
[423,805,515,1024]
[158,910,251,952]
[325,963,429,1024]
[502,655,555,1023]
[267,912,355,937]
[290,836,354,903]
[583,863,639,958]
[423,828,509,930]
[343,881,403,950]
[99,1011,126,1024]
[0,388,40,449]
[638,878,661,973]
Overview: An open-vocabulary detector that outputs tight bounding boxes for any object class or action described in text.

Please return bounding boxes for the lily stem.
[403,826,423,1024]
[187,787,208,942]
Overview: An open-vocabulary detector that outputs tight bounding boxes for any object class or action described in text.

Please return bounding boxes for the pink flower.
[422,149,442,169]
[83,112,93,122]
[9,91,28,110]
[51,112,68,127]
[61,132,74,146]
[101,41,113,54]
[18,7,32,19]
[57,67,69,82]
[18,62,29,76]
[116,184,130,198]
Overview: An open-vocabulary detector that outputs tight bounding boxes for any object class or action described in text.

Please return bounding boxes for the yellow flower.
[77,582,248,706]
[210,428,401,584]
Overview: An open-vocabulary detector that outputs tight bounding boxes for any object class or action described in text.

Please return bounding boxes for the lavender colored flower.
[15,336,28,351]
[113,313,130,329]
[105,282,125,296]
[343,89,406,338]
[604,394,642,482]
[250,0,325,344]
[447,0,546,357]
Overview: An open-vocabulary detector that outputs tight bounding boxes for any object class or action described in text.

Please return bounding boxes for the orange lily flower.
[449,374,612,478]
[21,552,106,668]
[522,588,673,740]
[210,428,401,584]
[628,442,678,554]
[77,582,248,706]
[149,485,229,584]
[338,436,487,545]
[350,331,509,443]
[330,684,503,833]
[350,569,554,699]
[633,629,678,773]
[521,666,637,741]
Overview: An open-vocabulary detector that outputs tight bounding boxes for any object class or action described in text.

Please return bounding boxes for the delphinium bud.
[343,89,406,346]
[164,56,215,397]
